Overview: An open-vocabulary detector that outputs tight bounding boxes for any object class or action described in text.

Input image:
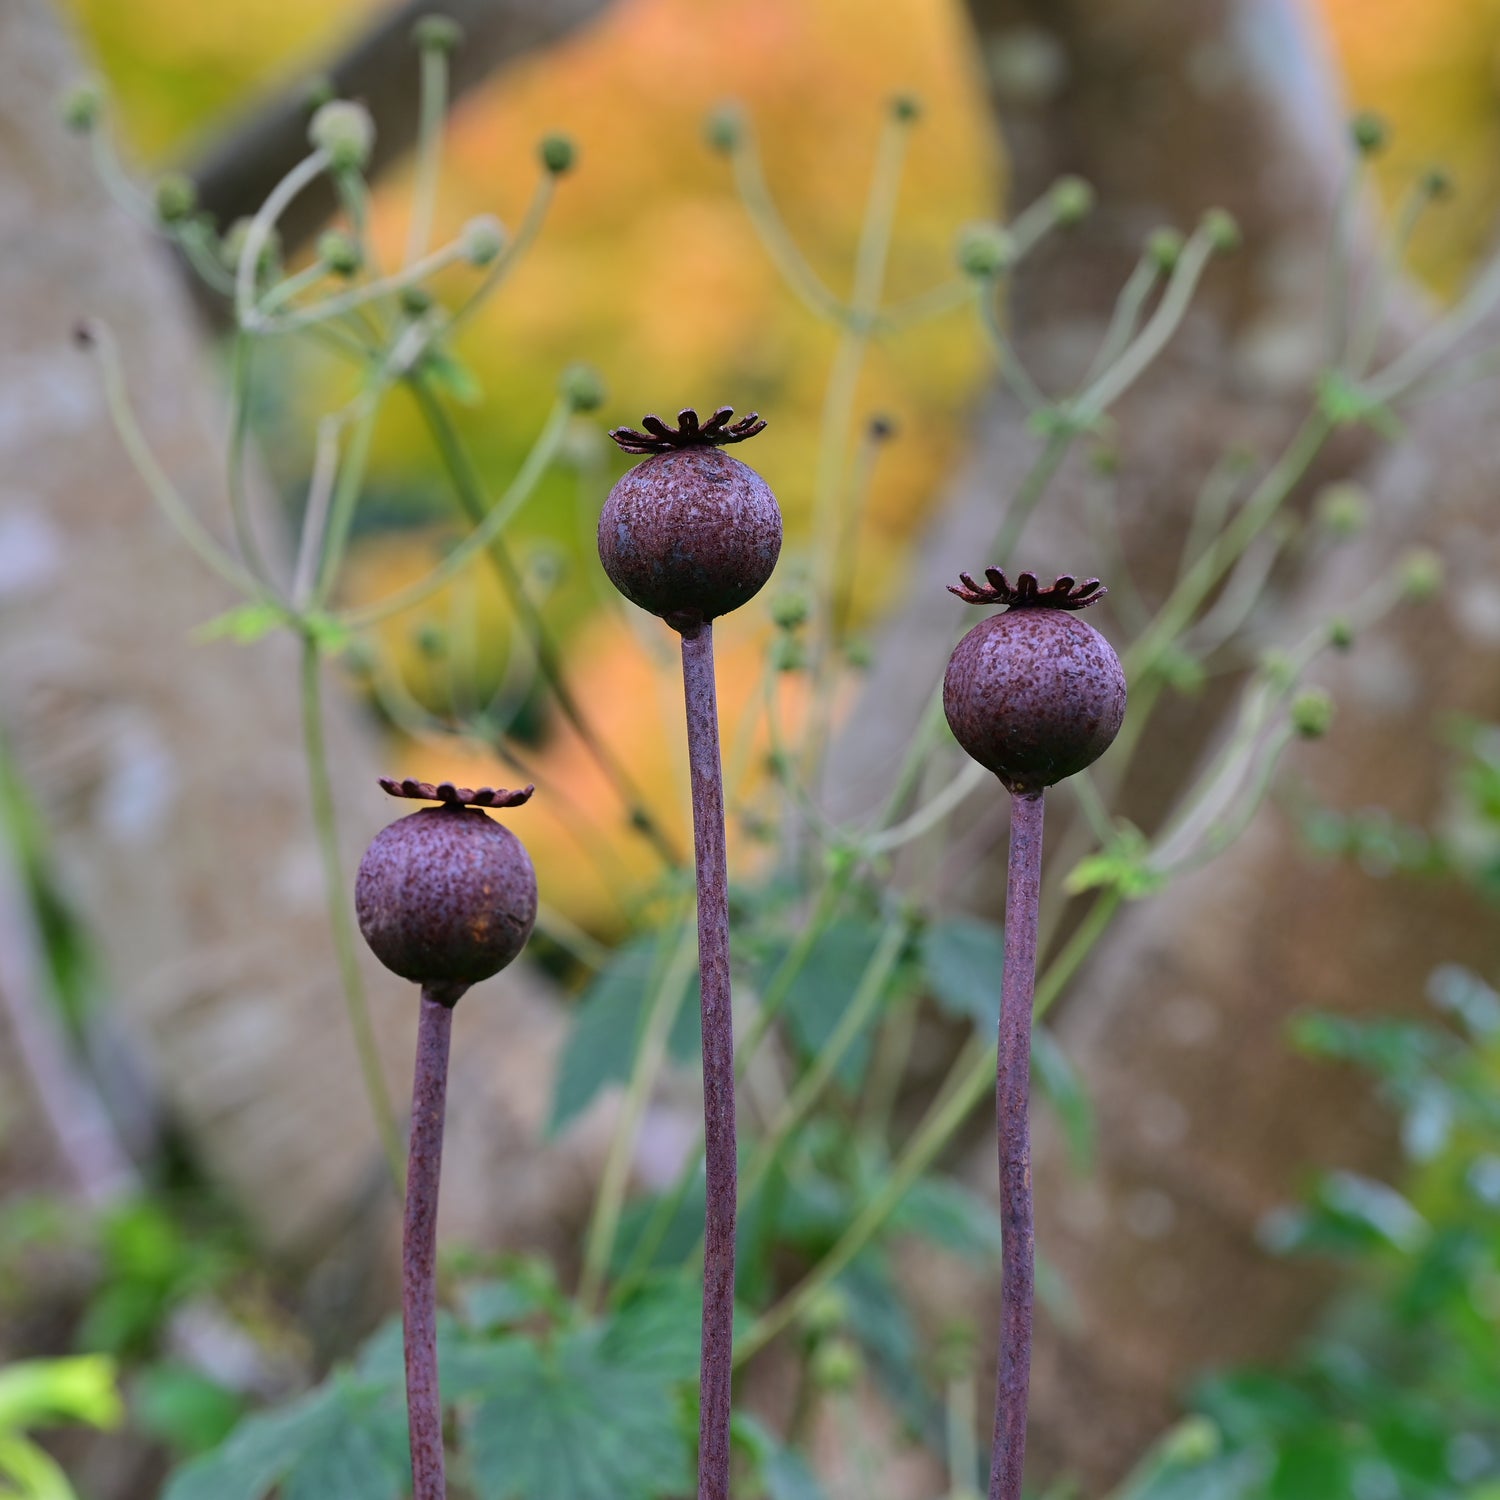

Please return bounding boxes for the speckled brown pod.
[943,570,1126,794]
[356,788,537,993]
[599,407,781,632]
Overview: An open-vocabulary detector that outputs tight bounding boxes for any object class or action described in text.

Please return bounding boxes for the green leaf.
[0,1431,78,1500]
[889,1176,1003,1263]
[1064,824,1165,898]
[921,917,1004,1029]
[1031,1028,1094,1173]
[193,601,287,646]
[132,1362,243,1456]
[0,1356,121,1433]
[162,1376,408,1500]
[761,920,892,1088]
[600,1277,702,1384]
[549,937,700,1136]
[461,1328,691,1500]
[733,1415,829,1500]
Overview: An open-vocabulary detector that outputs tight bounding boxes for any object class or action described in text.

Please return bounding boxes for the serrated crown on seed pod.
[598,407,782,634]
[942,569,1127,794]
[355,779,538,1001]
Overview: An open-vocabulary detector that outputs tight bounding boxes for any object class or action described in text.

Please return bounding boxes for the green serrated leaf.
[462,1328,691,1500]
[1031,1028,1094,1173]
[193,601,287,646]
[920,917,1004,1030]
[760,920,894,1088]
[549,936,700,1136]
[162,1376,407,1500]
[890,1175,1003,1262]
[600,1277,702,1384]
[1064,825,1165,898]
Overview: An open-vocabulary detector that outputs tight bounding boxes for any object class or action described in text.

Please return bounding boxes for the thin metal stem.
[989,790,1043,1500]
[404,987,458,1500]
[679,623,736,1500]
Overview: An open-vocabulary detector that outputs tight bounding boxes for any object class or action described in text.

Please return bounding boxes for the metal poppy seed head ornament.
[355,779,538,1000]
[599,407,782,634]
[943,569,1127,795]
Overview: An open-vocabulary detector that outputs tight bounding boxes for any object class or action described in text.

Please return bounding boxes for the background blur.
[8,0,1500,1496]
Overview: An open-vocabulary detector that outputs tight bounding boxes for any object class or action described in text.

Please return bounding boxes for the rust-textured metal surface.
[680,623,737,1500]
[403,989,455,1500]
[944,573,1127,795]
[949,569,1106,611]
[609,405,766,453]
[378,776,535,808]
[355,805,538,988]
[991,789,1044,1500]
[599,414,781,630]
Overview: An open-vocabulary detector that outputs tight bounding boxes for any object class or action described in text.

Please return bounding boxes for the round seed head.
[538,133,576,175]
[60,80,104,134]
[956,223,1015,279]
[460,214,506,267]
[599,409,781,631]
[356,805,537,991]
[943,572,1126,793]
[154,172,197,225]
[317,228,362,277]
[309,100,375,173]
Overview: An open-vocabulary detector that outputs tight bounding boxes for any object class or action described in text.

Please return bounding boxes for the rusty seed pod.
[942,569,1126,794]
[355,780,538,998]
[599,407,781,633]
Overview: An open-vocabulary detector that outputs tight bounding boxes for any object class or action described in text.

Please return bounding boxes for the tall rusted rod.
[404,986,457,1500]
[990,789,1044,1500]
[680,621,737,1500]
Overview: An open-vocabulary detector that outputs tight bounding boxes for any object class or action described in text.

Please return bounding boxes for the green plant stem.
[1347,177,1430,376]
[736,888,1117,1366]
[577,921,698,1312]
[1082,251,1164,387]
[311,385,386,609]
[86,322,263,598]
[236,150,328,326]
[738,915,909,1209]
[299,636,405,1191]
[976,283,1047,411]
[406,45,449,267]
[444,176,558,338]
[408,377,682,867]
[1125,410,1333,676]
[225,333,276,593]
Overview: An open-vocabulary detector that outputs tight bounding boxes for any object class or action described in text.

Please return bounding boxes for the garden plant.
[43,13,1500,1498]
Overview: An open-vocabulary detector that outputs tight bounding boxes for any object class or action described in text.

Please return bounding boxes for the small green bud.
[1420,166,1454,200]
[400,285,434,318]
[60,80,103,134]
[1202,208,1241,253]
[1158,1417,1221,1468]
[414,622,447,659]
[1050,175,1095,226]
[1315,482,1369,538]
[705,102,745,154]
[772,637,805,673]
[1090,444,1120,476]
[868,413,897,442]
[1350,110,1388,156]
[799,1287,850,1337]
[1399,546,1443,603]
[1327,617,1355,651]
[1147,227,1183,272]
[1290,689,1334,740]
[460,214,506,267]
[1259,649,1295,692]
[559,362,606,413]
[304,75,336,111]
[770,593,809,631]
[890,91,923,123]
[317,228,362,277]
[843,636,873,670]
[309,100,375,173]
[956,223,1015,278]
[538,133,576,176]
[810,1336,862,1392]
[154,172,198,225]
[412,13,463,52]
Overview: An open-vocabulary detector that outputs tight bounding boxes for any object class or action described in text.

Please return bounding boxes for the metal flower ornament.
[355,777,539,1500]
[942,570,1126,1500]
[599,407,781,1500]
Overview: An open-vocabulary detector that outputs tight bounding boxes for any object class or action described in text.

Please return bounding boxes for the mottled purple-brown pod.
[599,407,781,631]
[943,569,1126,794]
[356,793,537,996]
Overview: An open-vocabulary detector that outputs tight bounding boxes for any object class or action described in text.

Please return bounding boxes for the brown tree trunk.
[0,0,606,1330]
